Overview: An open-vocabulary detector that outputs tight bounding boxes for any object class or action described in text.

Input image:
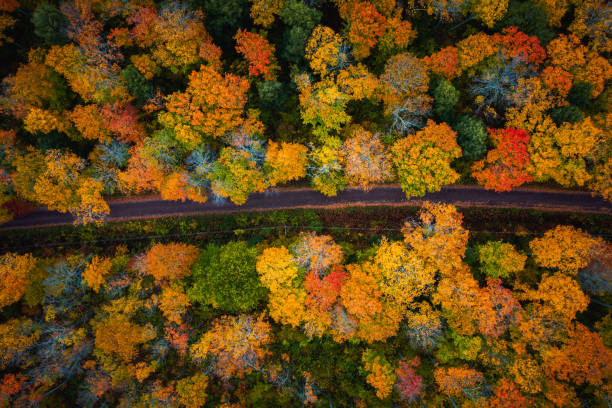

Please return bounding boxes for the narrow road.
[3,185,612,229]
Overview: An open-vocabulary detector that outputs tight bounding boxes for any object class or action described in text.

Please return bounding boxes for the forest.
[0,202,611,406]
[0,0,611,406]
[0,0,610,224]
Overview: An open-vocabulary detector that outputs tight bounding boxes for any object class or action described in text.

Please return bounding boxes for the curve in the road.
[3,185,612,230]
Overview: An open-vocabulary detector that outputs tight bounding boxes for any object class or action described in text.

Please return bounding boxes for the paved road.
[2,185,612,229]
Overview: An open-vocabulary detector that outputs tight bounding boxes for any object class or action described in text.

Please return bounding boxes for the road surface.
[2,185,611,229]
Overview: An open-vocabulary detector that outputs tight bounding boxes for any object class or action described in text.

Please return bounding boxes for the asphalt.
[2,185,612,229]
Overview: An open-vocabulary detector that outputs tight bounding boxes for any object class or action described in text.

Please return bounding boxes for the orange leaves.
[542,323,612,386]
[142,243,199,284]
[472,128,533,192]
[94,315,156,361]
[129,3,220,71]
[423,46,460,80]
[264,141,308,186]
[234,29,277,80]
[159,285,191,325]
[162,65,250,143]
[362,349,396,399]
[0,252,36,309]
[83,256,113,293]
[346,2,386,60]
[292,232,344,274]
[434,366,483,397]
[403,201,468,276]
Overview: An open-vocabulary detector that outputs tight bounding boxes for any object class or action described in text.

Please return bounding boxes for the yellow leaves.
[529,225,606,273]
[374,237,435,306]
[0,252,36,310]
[456,32,497,72]
[264,141,308,186]
[306,26,347,77]
[478,241,526,279]
[256,246,307,326]
[341,127,392,190]
[257,246,300,292]
[510,358,543,394]
[177,373,209,408]
[249,0,284,27]
[391,121,461,198]
[83,256,113,293]
[0,12,15,46]
[403,202,468,276]
[336,64,380,100]
[191,314,272,380]
[471,0,508,27]
[530,273,589,321]
[24,108,70,135]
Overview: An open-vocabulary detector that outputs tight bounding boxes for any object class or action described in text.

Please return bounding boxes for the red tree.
[472,128,533,192]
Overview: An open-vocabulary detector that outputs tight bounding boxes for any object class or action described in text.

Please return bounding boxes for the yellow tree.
[402,202,469,276]
[176,373,209,408]
[94,315,156,361]
[249,0,284,27]
[305,26,349,78]
[374,237,436,307]
[190,314,272,381]
[390,120,461,198]
[264,141,308,186]
[341,127,392,190]
[256,246,306,327]
[0,252,37,310]
[529,225,606,274]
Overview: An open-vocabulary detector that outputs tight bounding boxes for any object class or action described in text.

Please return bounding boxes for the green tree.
[188,242,266,313]
[31,3,68,45]
[121,65,153,106]
[550,105,584,125]
[432,79,459,123]
[478,241,527,279]
[203,0,250,48]
[258,80,289,111]
[568,81,594,108]
[495,1,554,44]
[279,0,321,64]
[454,115,488,160]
